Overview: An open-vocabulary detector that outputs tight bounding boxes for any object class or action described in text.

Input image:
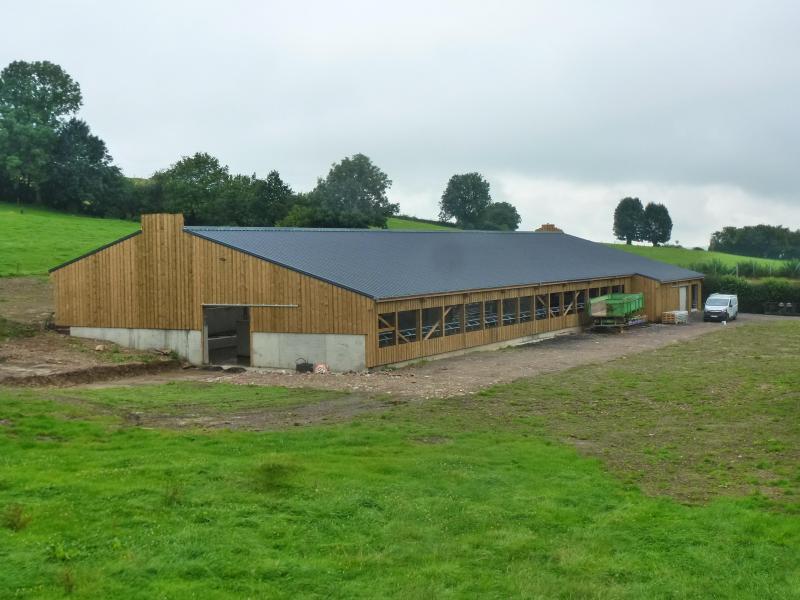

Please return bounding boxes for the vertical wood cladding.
[51,214,703,368]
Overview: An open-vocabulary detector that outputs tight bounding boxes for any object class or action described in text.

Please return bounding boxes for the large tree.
[479,201,521,231]
[250,170,295,226]
[439,173,492,229]
[44,118,122,215]
[150,153,231,224]
[0,61,83,202]
[642,202,672,246]
[613,197,644,244]
[290,154,397,228]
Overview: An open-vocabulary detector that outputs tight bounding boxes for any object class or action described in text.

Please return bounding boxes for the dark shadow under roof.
[185,227,703,300]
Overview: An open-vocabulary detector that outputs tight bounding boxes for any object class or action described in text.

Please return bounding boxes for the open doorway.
[203,306,251,365]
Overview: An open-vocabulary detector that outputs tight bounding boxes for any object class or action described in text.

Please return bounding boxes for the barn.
[50,213,704,371]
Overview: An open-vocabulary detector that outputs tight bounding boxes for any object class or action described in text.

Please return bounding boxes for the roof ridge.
[183,226,563,234]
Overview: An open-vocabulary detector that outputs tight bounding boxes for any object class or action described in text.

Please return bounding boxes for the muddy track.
[0,359,181,387]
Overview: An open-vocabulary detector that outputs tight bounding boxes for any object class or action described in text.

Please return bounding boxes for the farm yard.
[1,318,799,597]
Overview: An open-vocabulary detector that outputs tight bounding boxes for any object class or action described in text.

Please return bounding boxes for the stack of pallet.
[662,310,689,324]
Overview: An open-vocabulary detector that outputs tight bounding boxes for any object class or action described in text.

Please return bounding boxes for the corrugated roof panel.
[184,227,703,299]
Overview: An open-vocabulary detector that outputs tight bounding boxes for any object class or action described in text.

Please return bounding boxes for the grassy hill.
[386,217,458,231]
[0,202,138,276]
[608,243,785,269]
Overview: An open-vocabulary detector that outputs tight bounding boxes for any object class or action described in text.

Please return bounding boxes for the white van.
[703,293,739,322]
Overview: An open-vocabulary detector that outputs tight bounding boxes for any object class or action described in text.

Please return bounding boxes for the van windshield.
[706,298,730,306]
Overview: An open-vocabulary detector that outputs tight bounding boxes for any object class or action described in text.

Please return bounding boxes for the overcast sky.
[3,1,799,246]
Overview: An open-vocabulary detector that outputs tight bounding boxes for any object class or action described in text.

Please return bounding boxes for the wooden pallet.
[662,310,689,324]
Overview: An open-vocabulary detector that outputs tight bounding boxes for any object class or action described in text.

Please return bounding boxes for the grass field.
[1,320,798,597]
[0,202,138,277]
[608,243,785,269]
[386,217,457,230]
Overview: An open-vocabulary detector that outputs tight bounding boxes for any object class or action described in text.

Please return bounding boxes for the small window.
[397,310,418,344]
[444,305,462,336]
[563,291,575,315]
[520,296,533,322]
[378,312,396,347]
[611,284,624,294]
[576,290,586,313]
[599,286,609,296]
[691,284,699,310]
[484,300,499,328]
[502,298,518,325]
[589,287,600,298]
[465,302,482,332]
[549,293,562,317]
[422,307,443,339]
[535,294,548,320]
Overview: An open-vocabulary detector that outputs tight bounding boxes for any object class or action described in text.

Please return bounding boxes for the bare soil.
[0,276,53,325]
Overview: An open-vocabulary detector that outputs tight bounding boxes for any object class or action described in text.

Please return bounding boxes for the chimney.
[535,223,563,233]
[141,213,185,235]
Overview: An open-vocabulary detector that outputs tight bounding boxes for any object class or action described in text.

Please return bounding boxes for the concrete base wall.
[71,327,203,364]
[251,332,366,372]
[382,326,582,369]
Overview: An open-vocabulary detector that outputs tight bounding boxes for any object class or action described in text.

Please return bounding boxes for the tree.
[439,173,492,229]
[479,201,521,231]
[43,118,125,215]
[250,170,295,226]
[150,153,231,224]
[709,224,800,259]
[0,61,81,125]
[613,197,644,244]
[293,154,397,228]
[0,61,83,203]
[642,202,672,246]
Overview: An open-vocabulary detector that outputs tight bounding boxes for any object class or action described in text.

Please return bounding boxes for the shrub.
[2,503,30,531]
[702,274,800,313]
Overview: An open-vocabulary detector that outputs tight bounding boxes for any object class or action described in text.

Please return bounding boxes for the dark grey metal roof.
[185,227,703,300]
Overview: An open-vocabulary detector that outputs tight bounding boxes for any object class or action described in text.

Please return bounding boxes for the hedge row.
[702,274,800,313]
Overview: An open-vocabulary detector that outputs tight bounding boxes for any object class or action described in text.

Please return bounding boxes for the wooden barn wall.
[369,277,629,368]
[629,276,703,322]
[52,214,373,339]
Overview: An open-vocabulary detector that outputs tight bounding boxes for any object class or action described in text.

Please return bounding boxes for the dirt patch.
[0,277,53,325]
[0,329,174,383]
[3,359,180,387]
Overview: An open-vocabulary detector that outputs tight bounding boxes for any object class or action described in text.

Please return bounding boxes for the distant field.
[386,217,458,231]
[0,202,138,277]
[608,243,785,269]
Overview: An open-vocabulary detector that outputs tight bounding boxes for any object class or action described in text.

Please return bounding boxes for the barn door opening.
[678,286,688,311]
[203,306,251,366]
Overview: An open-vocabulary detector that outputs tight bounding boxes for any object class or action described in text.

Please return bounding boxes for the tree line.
[709,225,800,260]
[612,197,673,246]
[0,60,520,230]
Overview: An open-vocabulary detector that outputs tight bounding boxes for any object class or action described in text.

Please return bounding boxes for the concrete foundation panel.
[251,333,366,372]
[70,327,203,364]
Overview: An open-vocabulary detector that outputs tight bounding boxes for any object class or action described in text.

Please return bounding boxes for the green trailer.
[589,293,646,330]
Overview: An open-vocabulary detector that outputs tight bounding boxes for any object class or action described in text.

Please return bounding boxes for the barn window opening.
[611,284,625,293]
[378,312,396,347]
[484,300,499,328]
[576,290,586,313]
[599,286,609,295]
[520,296,533,322]
[465,302,482,332]
[397,310,418,344]
[691,284,699,310]
[589,287,600,298]
[422,307,443,340]
[563,291,575,315]
[444,305,463,336]
[535,294,548,320]
[503,298,519,325]
[549,293,562,317]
